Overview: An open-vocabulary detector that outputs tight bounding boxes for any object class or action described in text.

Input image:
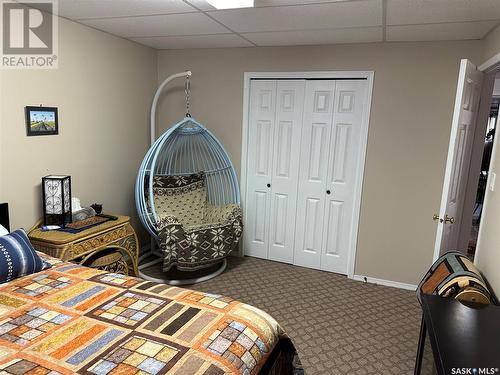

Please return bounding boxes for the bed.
[0,203,298,375]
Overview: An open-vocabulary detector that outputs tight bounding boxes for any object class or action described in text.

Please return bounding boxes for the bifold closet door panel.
[294,80,336,270]
[268,80,305,263]
[321,80,368,274]
[244,80,276,259]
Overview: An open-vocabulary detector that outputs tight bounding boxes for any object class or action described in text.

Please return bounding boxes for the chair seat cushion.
[0,229,51,283]
[203,203,240,224]
[157,206,243,272]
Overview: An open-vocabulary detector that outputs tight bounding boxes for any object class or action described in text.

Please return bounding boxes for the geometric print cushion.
[158,205,243,272]
[416,250,491,305]
[153,172,205,189]
[0,229,51,284]
[204,203,241,224]
[153,172,207,227]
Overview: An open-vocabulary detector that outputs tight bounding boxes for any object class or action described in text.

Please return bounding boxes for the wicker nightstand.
[28,215,139,276]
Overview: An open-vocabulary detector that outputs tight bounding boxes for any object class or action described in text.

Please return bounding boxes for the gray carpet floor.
[145,256,422,375]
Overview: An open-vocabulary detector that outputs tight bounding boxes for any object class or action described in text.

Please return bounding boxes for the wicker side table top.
[28,215,130,245]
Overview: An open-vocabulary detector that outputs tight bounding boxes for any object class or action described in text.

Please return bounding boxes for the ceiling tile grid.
[55,0,500,49]
[131,34,254,49]
[386,20,499,42]
[242,26,383,46]
[207,1,383,33]
[80,12,230,38]
[59,0,196,20]
[386,0,500,25]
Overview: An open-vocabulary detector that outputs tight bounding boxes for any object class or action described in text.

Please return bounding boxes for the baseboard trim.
[352,275,417,291]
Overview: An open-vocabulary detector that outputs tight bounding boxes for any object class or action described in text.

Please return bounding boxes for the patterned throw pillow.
[153,172,207,227]
[417,251,491,305]
[0,229,51,284]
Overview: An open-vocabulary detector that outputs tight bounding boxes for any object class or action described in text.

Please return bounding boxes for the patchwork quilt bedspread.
[0,256,289,374]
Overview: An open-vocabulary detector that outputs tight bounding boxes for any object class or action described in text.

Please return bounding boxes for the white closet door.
[294,80,336,269]
[245,77,370,275]
[244,80,276,259]
[321,80,368,273]
[268,80,305,263]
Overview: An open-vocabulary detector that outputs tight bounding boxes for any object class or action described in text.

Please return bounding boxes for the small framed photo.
[25,106,58,136]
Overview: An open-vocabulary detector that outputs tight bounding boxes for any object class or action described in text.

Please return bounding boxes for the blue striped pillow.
[0,229,51,283]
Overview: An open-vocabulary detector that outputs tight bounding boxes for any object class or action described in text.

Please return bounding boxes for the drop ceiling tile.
[132,34,253,49]
[386,21,498,41]
[59,0,196,20]
[253,0,355,5]
[242,26,383,46]
[186,0,347,11]
[80,13,230,37]
[387,0,500,25]
[207,0,382,33]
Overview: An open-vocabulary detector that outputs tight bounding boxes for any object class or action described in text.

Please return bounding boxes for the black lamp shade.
[42,175,72,227]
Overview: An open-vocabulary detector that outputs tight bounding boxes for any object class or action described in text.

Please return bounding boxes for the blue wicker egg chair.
[135,72,242,285]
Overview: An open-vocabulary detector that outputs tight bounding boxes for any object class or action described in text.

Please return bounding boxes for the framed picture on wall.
[25,106,58,136]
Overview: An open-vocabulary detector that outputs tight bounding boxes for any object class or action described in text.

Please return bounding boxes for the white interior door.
[322,80,368,273]
[244,80,276,259]
[294,80,336,269]
[268,80,305,263]
[434,59,483,259]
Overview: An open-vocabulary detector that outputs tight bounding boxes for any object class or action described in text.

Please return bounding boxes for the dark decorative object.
[0,203,9,232]
[90,203,103,214]
[25,106,58,136]
[42,175,72,227]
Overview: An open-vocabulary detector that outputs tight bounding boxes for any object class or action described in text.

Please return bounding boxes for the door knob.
[444,214,455,224]
[267,183,271,188]
[326,190,331,195]
[432,214,443,223]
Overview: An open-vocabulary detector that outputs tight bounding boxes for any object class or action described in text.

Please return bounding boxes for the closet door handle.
[444,214,454,224]
[326,190,331,195]
[267,183,271,188]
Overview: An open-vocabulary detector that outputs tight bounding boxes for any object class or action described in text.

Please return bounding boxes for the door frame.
[432,54,500,262]
[240,71,375,279]
[456,71,496,256]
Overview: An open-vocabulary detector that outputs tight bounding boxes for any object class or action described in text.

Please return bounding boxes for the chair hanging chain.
[185,75,191,118]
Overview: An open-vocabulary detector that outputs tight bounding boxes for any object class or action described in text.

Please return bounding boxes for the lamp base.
[44,213,72,228]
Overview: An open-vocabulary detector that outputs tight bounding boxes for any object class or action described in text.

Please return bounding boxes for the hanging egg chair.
[135,71,242,285]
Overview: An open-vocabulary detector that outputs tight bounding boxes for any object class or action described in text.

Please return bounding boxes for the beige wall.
[0,16,157,238]
[474,25,500,294]
[157,41,483,285]
[483,23,500,62]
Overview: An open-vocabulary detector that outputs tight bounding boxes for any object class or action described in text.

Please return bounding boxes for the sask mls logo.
[452,368,499,374]
[1,0,58,69]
